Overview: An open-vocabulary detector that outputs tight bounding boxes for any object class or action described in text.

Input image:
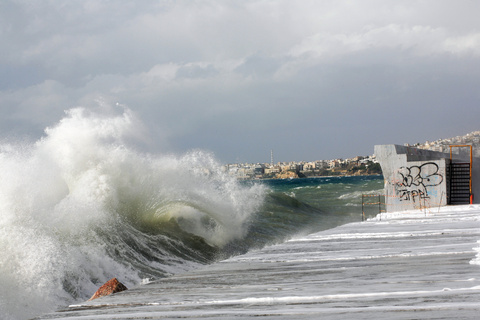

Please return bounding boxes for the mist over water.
[0,107,266,319]
[0,106,383,320]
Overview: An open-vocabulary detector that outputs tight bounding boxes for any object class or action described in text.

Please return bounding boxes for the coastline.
[241,172,383,181]
[36,204,480,319]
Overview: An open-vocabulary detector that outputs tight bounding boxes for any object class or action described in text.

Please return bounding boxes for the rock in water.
[88,278,128,301]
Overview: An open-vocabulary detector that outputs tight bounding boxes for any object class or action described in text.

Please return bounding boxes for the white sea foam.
[338,188,383,200]
[204,286,480,306]
[31,199,480,319]
[0,106,265,320]
[470,240,480,266]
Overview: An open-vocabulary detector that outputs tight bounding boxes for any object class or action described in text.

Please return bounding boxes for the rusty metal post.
[362,194,365,221]
[378,194,380,215]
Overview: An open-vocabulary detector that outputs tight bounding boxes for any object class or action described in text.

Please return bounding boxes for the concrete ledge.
[374,144,479,212]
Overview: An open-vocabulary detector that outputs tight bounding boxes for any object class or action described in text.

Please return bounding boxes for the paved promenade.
[36,205,480,319]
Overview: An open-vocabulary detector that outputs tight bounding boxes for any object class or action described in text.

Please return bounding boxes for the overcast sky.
[1,0,480,163]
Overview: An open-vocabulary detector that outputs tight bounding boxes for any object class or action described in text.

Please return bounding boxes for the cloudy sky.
[1,0,480,163]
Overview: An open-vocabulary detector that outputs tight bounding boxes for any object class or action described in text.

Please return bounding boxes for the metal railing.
[362,191,447,221]
[361,194,385,221]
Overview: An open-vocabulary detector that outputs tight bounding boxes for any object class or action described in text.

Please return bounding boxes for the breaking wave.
[0,106,383,320]
[0,107,266,319]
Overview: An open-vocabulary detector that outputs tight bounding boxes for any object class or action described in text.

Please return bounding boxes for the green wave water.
[0,107,383,320]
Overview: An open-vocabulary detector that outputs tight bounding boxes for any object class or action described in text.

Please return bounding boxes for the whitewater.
[37,205,480,319]
[0,107,266,319]
[0,107,381,320]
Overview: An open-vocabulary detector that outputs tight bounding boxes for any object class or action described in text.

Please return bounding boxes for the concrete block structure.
[374,144,480,212]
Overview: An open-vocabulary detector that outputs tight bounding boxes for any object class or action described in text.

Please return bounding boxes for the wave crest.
[0,106,265,319]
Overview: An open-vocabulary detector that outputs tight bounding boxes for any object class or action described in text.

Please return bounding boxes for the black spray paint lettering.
[395,162,443,202]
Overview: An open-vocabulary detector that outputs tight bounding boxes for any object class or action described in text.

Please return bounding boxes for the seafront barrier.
[375,144,480,212]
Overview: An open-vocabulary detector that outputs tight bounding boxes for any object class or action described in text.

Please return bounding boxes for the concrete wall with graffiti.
[374,144,479,212]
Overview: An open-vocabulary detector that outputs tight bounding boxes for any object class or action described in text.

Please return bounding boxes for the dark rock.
[88,278,128,301]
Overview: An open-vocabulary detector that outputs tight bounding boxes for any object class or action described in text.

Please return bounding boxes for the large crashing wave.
[0,107,265,319]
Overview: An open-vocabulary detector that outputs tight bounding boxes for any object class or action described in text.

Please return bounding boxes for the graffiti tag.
[394,162,443,202]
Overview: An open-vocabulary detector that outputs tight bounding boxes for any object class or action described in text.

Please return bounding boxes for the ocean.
[0,108,383,320]
[38,204,480,319]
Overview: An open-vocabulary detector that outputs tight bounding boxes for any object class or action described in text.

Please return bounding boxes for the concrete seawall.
[375,144,480,212]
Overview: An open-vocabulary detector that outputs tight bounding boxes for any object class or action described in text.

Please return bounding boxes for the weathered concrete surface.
[375,144,480,212]
[35,205,480,320]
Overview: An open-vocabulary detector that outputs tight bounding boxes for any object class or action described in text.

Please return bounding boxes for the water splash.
[0,106,265,319]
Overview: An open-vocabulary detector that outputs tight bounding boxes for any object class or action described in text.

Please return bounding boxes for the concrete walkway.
[36,205,480,319]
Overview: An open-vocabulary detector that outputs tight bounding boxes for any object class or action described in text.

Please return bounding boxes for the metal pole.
[438,191,444,213]
[424,197,427,216]
[378,194,381,214]
[362,195,365,222]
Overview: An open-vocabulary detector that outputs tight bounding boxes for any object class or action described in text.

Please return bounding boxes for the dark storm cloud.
[1,0,480,163]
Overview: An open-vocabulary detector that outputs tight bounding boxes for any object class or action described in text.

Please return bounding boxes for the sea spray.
[0,107,266,320]
[0,107,384,320]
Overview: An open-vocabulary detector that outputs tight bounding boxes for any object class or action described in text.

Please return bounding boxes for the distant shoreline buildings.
[224,130,480,180]
[406,130,480,155]
[223,154,380,180]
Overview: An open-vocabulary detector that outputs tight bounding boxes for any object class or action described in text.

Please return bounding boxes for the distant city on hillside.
[223,130,480,180]
[407,130,480,156]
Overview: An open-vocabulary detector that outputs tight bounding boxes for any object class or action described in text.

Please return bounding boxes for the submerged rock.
[88,278,128,301]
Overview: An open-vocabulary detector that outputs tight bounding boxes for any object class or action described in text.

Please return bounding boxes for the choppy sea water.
[0,108,383,320]
[39,205,480,320]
